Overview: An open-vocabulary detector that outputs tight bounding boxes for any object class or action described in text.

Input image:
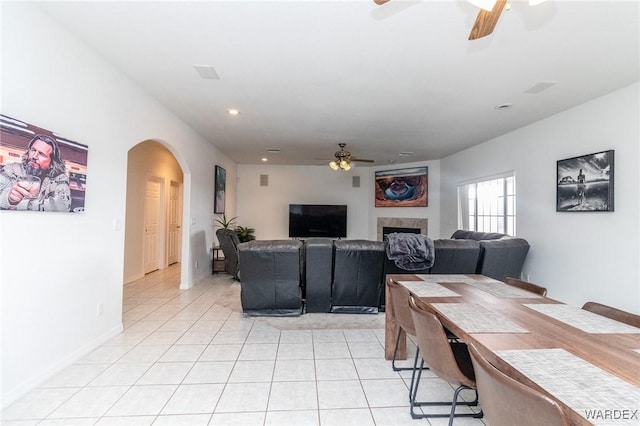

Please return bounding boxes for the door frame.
[143,175,166,274]
[167,180,183,266]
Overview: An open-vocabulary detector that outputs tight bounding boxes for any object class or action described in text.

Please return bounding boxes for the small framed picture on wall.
[214,165,226,214]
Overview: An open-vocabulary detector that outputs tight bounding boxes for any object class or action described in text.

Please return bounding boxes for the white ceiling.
[38,1,639,167]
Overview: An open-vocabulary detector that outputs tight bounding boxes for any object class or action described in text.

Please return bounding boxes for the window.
[458,174,516,235]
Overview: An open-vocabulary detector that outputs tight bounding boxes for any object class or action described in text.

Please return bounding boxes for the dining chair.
[408,296,481,424]
[468,344,568,426]
[388,280,459,371]
[582,302,640,328]
[387,279,421,373]
[504,277,547,296]
[386,279,428,409]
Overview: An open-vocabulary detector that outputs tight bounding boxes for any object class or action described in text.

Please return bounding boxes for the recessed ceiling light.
[228,109,240,115]
[261,158,268,162]
[495,103,513,110]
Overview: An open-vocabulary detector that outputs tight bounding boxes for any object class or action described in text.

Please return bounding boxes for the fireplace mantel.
[377,217,428,241]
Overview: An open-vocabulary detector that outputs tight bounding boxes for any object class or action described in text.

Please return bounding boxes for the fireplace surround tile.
[376,218,428,241]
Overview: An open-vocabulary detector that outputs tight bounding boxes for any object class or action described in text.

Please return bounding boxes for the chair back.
[504,277,547,297]
[216,228,240,279]
[387,280,416,336]
[408,297,475,388]
[582,302,640,328]
[468,344,567,426]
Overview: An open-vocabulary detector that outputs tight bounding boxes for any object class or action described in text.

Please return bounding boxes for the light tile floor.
[1,266,485,426]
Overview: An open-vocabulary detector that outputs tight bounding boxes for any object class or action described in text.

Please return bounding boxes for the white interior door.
[143,179,161,274]
[167,181,182,265]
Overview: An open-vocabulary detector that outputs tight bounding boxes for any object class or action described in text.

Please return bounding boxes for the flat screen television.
[289,204,347,238]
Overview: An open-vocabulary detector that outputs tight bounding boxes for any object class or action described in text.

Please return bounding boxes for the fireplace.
[377,217,428,241]
[382,226,421,241]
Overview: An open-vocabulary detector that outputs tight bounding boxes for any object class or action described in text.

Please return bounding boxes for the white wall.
[0,3,235,406]
[237,165,371,240]
[237,160,441,241]
[440,83,640,313]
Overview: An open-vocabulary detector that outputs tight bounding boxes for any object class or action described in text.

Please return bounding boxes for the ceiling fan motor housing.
[335,144,352,161]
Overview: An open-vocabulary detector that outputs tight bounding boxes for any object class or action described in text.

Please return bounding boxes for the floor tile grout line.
[6,267,482,425]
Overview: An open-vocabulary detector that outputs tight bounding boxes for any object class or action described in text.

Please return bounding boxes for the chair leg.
[410,365,483,420]
[448,386,464,426]
[407,345,420,402]
[410,359,426,419]
[392,327,415,371]
[447,385,484,425]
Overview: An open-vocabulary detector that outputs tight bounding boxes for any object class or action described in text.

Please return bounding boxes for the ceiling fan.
[373,0,547,40]
[328,143,374,171]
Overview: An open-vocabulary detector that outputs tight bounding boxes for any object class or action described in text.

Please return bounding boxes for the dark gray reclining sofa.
[303,239,386,314]
[380,230,530,310]
[383,229,529,281]
[236,231,529,316]
[237,240,304,316]
[238,239,385,316]
[448,230,530,281]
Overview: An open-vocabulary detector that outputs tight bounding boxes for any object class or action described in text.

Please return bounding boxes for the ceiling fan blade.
[351,158,375,163]
[468,0,508,40]
[373,0,392,4]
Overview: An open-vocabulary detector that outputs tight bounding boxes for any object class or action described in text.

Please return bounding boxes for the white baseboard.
[1,323,124,410]
[123,272,144,284]
[179,270,209,289]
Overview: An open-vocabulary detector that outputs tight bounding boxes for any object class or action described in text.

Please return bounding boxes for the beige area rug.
[196,273,386,330]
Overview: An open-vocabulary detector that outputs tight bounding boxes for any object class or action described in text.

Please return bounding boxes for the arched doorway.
[123,140,188,287]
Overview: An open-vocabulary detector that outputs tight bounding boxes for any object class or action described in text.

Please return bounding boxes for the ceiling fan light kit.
[328,143,373,171]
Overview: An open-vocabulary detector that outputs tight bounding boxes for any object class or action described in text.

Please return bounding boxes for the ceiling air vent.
[193,64,220,80]
[524,81,557,94]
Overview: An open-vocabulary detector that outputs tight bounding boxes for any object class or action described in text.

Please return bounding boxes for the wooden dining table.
[385,274,640,426]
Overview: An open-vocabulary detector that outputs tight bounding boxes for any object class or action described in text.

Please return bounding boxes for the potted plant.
[235,225,256,243]
[214,214,237,229]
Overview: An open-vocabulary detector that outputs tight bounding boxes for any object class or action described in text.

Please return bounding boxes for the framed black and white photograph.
[556,150,614,212]
[214,165,226,214]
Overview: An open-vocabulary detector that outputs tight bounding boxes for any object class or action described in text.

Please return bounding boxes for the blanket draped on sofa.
[385,232,435,271]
